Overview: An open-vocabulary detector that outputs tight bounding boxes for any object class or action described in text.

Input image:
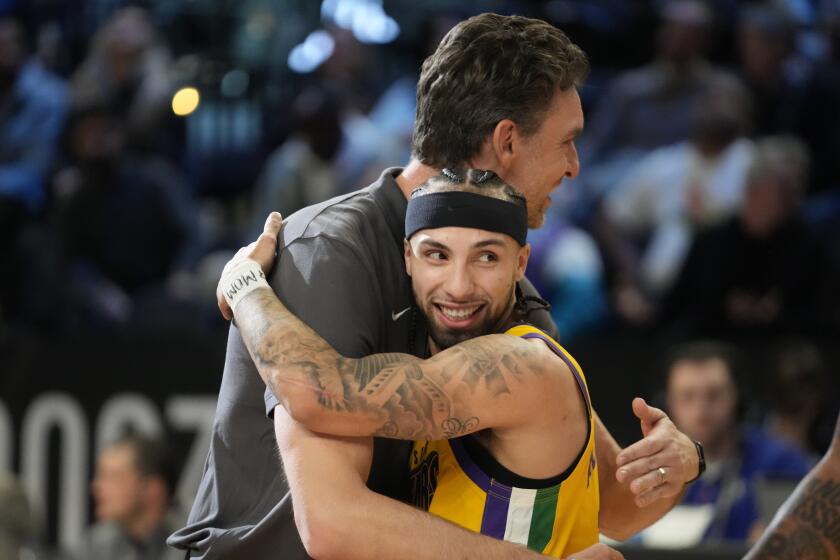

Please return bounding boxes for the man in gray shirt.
[77,434,182,560]
[170,13,702,559]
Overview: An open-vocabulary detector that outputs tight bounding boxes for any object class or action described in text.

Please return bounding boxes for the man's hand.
[564,543,624,560]
[217,212,283,320]
[615,397,698,507]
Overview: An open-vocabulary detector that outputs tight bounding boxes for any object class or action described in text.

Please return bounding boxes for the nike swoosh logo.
[391,307,411,321]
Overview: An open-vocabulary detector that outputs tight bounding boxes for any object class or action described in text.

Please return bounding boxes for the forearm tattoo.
[236,289,543,439]
[749,478,840,560]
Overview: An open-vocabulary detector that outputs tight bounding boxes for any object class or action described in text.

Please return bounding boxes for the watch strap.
[685,440,706,484]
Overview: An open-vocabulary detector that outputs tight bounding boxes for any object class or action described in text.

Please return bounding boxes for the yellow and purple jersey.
[409,324,599,557]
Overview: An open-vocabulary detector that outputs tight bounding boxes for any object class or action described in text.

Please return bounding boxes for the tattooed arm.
[745,414,840,560]
[274,407,623,560]
[235,287,564,440]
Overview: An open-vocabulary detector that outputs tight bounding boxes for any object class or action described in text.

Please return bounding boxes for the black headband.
[405,191,528,245]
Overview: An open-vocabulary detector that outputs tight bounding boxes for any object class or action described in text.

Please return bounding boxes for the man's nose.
[566,142,580,179]
[442,263,475,301]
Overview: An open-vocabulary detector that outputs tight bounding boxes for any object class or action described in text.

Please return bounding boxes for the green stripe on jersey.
[527,485,560,552]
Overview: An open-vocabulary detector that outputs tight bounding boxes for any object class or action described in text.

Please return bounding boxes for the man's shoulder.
[280,169,403,249]
[81,521,126,549]
[281,189,376,244]
[742,428,810,478]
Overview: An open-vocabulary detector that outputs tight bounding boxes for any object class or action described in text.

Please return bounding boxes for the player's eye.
[477,252,498,263]
[426,251,447,261]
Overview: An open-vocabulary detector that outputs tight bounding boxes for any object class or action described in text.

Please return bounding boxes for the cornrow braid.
[412,168,528,210]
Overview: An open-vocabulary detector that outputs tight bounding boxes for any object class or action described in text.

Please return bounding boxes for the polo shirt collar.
[370,167,408,252]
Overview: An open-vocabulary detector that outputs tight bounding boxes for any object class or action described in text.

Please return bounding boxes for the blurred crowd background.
[1,0,839,558]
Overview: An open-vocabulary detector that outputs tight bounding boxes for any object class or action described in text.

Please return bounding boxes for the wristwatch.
[685,440,705,484]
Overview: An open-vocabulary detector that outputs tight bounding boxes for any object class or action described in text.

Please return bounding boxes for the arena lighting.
[172,87,201,116]
[288,30,335,73]
[321,0,400,44]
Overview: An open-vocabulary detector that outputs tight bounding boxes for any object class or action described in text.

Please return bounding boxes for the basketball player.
[173,13,700,560]
[217,171,653,557]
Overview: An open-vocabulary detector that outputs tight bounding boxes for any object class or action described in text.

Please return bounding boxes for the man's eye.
[478,253,497,263]
[427,251,446,260]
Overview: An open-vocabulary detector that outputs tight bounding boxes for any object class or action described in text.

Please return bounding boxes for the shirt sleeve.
[263,234,383,416]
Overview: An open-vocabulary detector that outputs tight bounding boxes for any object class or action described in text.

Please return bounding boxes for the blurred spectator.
[665,136,836,336]
[599,76,753,323]
[578,0,734,200]
[736,5,810,137]
[248,86,343,231]
[0,471,38,559]
[71,6,172,153]
[798,17,840,193]
[362,12,463,172]
[49,103,196,327]
[645,342,809,545]
[0,15,67,326]
[34,20,70,76]
[765,339,832,460]
[318,25,380,114]
[526,212,608,342]
[74,432,182,560]
[0,16,67,215]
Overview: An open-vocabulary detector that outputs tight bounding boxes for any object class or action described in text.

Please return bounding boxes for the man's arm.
[275,405,622,560]
[236,285,562,440]
[744,413,840,560]
[226,213,698,543]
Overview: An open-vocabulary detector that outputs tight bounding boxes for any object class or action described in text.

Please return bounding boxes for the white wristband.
[220,259,271,314]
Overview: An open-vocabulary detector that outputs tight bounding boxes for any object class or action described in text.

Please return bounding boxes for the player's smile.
[433,301,486,330]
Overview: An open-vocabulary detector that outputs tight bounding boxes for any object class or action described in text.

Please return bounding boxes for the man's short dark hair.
[662,340,748,420]
[413,13,589,169]
[110,432,176,499]
[664,340,742,389]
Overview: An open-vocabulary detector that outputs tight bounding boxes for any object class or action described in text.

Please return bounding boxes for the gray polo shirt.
[77,519,183,560]
[168,168,558,559]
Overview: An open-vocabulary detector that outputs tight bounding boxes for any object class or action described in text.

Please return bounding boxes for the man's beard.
[416,287,515,351]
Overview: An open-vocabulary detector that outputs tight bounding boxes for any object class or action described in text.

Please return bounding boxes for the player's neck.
[428,337,442,357]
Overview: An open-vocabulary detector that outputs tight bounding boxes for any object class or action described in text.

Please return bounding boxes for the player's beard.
[415,284,515,351]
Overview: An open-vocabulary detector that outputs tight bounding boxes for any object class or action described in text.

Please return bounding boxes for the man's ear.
[489,119,521,176]
[404,238,413,277]
[516,243,531,281]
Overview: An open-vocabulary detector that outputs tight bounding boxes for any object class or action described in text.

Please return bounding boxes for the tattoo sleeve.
[746,472,840,560]
[235,288,548,440]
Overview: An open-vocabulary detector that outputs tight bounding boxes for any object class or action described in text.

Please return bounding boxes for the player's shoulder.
[505,323,561,349]
[504,324,574,373]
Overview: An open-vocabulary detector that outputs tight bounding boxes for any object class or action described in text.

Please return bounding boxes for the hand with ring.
[615,398,701,508]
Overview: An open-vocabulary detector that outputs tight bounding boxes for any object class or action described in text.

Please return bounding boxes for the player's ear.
[515,243,530,281]
[404,238,413,277]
